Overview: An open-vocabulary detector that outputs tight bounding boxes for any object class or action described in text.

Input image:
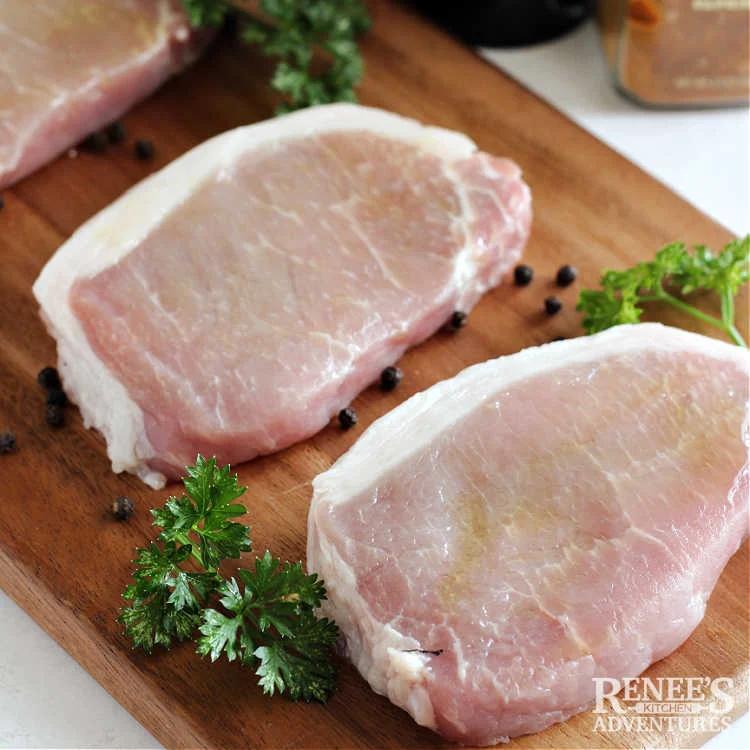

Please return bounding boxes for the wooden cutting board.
[0,1,747,748]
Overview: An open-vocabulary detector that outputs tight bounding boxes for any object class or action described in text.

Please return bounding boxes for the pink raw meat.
[307,323,749,746]
[0,0,208,190]
[32,104,532,488]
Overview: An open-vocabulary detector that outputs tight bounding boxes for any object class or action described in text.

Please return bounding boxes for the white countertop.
[1,19,747,749]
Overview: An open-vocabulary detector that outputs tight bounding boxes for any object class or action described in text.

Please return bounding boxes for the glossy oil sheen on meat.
[307,324,749,745]
[33,105,532,487]
[0,0,207,189]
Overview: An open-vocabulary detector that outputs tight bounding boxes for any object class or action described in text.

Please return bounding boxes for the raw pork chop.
[0,0,208,190]
[307,323,749,746]
[33,104,532,488]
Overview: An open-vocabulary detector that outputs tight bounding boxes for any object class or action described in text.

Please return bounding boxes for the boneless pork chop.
[33,104,532,488]
[0,0,208,190]
[307,323,749,746]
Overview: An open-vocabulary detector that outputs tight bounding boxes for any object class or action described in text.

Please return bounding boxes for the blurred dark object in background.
[406,0,593,46]
[597,0,749,108]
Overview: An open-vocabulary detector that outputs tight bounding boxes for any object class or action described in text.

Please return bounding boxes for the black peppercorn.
[134,139,154,160]
[81,131,108,153]
[46,388,68,407]
[222,10,239,37]
[338,407,358,429]
[106,121,127,144]
[37,366,61,390]
[448,310,468,331]
[0,195,4,211]
[112,495,134,520]
[380,366,403,391]
[556,265,578,287]
[0,432,16,454]
[513,264,534,286]
[544,296,563,316]
[45,403,65,428]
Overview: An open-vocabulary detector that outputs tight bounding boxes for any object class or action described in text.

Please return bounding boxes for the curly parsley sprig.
[182,0,371,114]
[118,456,338,702]
[577,236,749,347]
[197,554,338,702]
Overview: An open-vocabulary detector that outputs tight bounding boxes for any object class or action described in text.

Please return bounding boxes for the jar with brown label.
[597,0,750,106]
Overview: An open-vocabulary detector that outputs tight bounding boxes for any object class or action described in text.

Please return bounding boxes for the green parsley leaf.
[196,601,247,663]
[181,0,230,27]
[182,0,371,114]
[196,552,339,702]
[254,611,339,702]
[117,541,218,652]
[672,237,750,297]
[119,456,249,650]
[577,237,749,347]
[153,455,252,570]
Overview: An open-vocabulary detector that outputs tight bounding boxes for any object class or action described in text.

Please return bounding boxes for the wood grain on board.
[0,1,747,748]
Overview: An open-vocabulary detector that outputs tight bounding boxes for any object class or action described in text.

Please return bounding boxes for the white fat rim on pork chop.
[307,322,750,733]
[32,104,482,488]
[313,323,750,500]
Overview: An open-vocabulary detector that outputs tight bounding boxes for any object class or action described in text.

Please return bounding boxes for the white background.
[1,18,748,750]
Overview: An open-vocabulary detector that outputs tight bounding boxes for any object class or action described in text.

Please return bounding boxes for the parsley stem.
[639,292,747,347]
[720,289,746,348]
[174,531,213,570]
